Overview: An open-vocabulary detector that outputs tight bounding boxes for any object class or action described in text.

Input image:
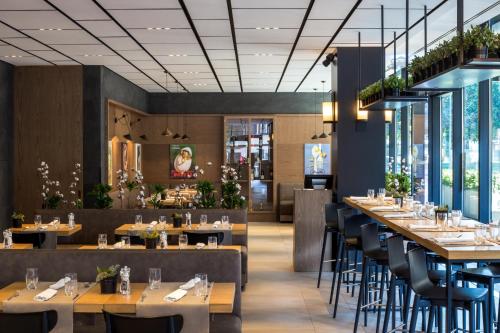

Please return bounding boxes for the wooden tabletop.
[10,224,82,237]
[0,243,33,249]
[344,197,500,261]
[78,244,242,252]
[114,223,247,236]
[0,282,235,314]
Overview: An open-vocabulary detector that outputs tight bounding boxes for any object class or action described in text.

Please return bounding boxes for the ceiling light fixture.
[254,53,273,56]
[147,27,170,30]
[139,134,148,141]
[255,26,279,30]
[322,52,337,67]
[39,28,62,31]
[3,55,22,58]
[123,133,132,141]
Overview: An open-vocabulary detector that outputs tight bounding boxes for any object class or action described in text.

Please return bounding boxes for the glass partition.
[441,93,453,208]
[492,78,500,220]
[463,84,479,219]
[411,103,429,204]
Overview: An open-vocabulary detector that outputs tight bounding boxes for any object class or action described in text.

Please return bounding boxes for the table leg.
[446,261,452,333]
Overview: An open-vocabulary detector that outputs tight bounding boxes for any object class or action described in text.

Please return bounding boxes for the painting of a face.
[170,144,196,178]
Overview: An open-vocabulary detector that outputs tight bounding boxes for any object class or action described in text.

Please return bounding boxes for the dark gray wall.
[82,66,148,206]
[0,60,13,229]
[335,47,386,200]
[148,92,316,114]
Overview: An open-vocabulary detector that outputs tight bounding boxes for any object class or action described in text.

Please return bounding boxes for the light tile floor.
[242,222,375,333]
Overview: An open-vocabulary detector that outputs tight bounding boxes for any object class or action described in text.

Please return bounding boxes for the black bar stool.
[317,203,342,288]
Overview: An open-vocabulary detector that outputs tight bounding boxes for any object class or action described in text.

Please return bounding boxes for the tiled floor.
[242,222,374,333]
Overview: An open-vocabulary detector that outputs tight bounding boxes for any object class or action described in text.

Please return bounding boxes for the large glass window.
[395,110,402,173]
[492,78,500,220]
[463,84,479,219]
[412,103,429,203]
[441,93,453,208]
[385,122,391,172]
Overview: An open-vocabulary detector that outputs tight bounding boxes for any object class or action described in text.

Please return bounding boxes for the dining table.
[9,224,82,249]
[78,244,243,252]
[344,196,500,333]
[0,243,33,249]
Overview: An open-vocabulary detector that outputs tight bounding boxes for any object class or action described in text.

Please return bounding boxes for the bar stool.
[317,203,342,288]
[353,222,390,333]
[408,248,489,333]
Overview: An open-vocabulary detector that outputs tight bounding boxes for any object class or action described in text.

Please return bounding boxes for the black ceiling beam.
[91,0,187,92]
[226,0,243,92]
[275,0,315,92]
[0,37,56,65]
[0,20,82,65]
[294,0,363,92]
[43,0,169,92]
[178,0,224,92]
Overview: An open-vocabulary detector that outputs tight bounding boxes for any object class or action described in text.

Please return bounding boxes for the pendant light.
[318,81,328,138]
[161,70,173,137]
[311,88,318,140]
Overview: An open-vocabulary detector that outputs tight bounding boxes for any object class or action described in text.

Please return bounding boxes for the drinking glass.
[405,198,414,210]
[98,234,108,249]
[26,268,38,290]
[148,268,161,290]
[221,216,229,226]
[178,234,188,249]
[435,212,448,230]
[121,236,131,248]
[195,273,208,297]
[68,213,75,229]
[451,210,462,227]
[64,273,77,297]
[34,215,42,229]
[208,236,218,249]
[475,225,489,245]
[200,214,208,226]
[367,189,375,200]
[377,188,386,203]
[135,215,143,226]
[159,216,167,229]
[413,202,423,217]
[53,217,60,229]
[424,202,435,217]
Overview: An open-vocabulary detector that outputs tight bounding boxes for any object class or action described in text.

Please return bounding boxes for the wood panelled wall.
[14,66,83,217]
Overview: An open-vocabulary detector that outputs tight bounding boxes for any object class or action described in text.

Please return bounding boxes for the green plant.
[89,184,113,209]
[385,158,411,198]
[436,205,449,213]
[359,75,405,101]
[125,180,138,192]
[46,195,63,209]
[220,165,246,209]
[11,212,24,221]
[141,229,159,239]
[148,184,166,209]
[96,264,120,282]
[172,213,182,219]
[195,180,217,208]
[464,25,495,50]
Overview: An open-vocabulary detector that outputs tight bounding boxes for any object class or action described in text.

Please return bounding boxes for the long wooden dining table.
[344,197,500,333]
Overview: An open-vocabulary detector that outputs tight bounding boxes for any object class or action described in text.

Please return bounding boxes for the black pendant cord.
[358,31,361,109]
[405,0,409,89]
[381,5,385,99]
[424,5,428,55]
[393,31,397,76]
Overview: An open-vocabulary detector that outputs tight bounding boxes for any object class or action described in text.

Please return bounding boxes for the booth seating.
[0,249,242,333]
[278,183,302,222]
[35,209,248,286]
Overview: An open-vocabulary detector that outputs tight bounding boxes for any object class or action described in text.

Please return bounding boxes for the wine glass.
[178,234,188,249]
[98,234,108,249]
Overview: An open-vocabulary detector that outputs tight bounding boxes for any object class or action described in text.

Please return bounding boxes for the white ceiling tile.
[74,54,129,66]
[232,0,309,8]
[143,43,203,55]
[235,29,298,43]
[98,0,180,9]
[0,11,78,30]
[106,64,140,72]
[302,20,342,37]
[1,56,51,65]
[100,37,140,50]
[30,50,69,61]
[108,10,189,28]
[50,0,109,20]
[207,49,235,59]
[51,43,114,56]
[3,37,50,51]
[202,36,233,49]
[130,29,196,44]
[309,0,356,19]
[218,75,239,81]
[119,50,152,61]
[196,20,231,37]
[25,30,98,44]
[234,9,306,28]
[131,59,163,70]
[212,59,237,69]
[239,54,287,65]
[185,0,228,19]
[156,55,207,65]
[0,0,52,10]
[296,36,330,49]
[212,68,238,75]
[167,64,212,72]
[0,23,25,38]
[78,20,127,37]
[238,43,292,54]
[0,45,31,56]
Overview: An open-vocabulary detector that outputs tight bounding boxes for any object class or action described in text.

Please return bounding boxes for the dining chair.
[317,203,342,288]
[103,311,183,333]
[12,232,46,249]
[0,310,57,333]
[184,231,224,245]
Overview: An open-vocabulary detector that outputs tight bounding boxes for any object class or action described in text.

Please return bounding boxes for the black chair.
[103,311,183,333]
[0,310,57,333]
[184,231,224,245]
[12,232,46,249]
[407,248,489,333]
[317,203,342,288]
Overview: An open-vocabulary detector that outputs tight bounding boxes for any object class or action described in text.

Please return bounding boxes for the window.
[412,103,429,203]
[385,122,391,172]
[492,78,500,220]
[463,84,479,219]
[441,93,453,208]
[395,109,402,173]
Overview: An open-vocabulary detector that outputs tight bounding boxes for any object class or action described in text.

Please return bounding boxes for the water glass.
[178,234,188,249]
[194,273,208,297]
[404,198,414,210]
[121,236,131,248]
[208,236,218,249]
[53,217,60,229]
[26,268,38,290]
[367,189,375,200]
[424,202,435,217]
[98,234,108,249]
[377,188,386,203]
[435,212,448,230]
[68,213,75,229]
[221,216,229,226]
[200,214,208,226]
[135,215,143,225]
[3,230,12,249]
[451,210,462,227]
[475,225,489,245]
[159,216,167,228]
[34,215,42,229]
[413,202,423,217]
[149,268,161,290]
[64,273,77,297]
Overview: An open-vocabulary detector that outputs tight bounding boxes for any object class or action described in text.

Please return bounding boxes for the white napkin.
[459,220,479,228]
[164,289,187,302]
[179,277,201,290]
[195,243,205,249]
[40,226,48,230]
[384,212,416,219]
[150,221,158,226]
[369,206,396,212]
[48,221,56,226]
[435,233,475,243]
[350,196,367,200]
[113,242,123,249]
[34,288,58,302]
[409,224,440,230]
[49,277,70,290]
[212,221,221,229]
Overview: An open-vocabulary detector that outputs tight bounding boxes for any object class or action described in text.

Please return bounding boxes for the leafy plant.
[385,158,411,198]
[11,212,24,221]
[141,229,159,239]
[171,213,182,219]
[220,165,246,209]
[359,75,405,102]
[436,205,449,213]
[89,184,113,209]
[149,184,166,209]
[195,180,217,208]
[464,25,495,49]
[96,264,120,282]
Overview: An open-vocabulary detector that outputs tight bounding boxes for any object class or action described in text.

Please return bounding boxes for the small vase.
[100,277,117,294]
[12,219,23,228]
[145,237,158,249]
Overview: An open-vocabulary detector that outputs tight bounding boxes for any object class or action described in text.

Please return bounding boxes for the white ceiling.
[0,0,498,93]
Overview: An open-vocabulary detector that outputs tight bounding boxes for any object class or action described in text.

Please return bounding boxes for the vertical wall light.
[384,110,393,123]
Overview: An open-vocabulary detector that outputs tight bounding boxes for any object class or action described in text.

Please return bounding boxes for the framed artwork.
[304,143,331,175]
[135,143,142,172]
[170,144,196,178]
[107,140,113,186]
[121,142,128,172]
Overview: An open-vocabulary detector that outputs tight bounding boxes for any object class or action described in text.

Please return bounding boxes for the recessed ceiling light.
[183,71,199,74]
[255,27,279,30]
[193,83,207,86]
[254,53,273,56]
[39,28,62,31]
[147,27,170,31]
[4,55,22,58]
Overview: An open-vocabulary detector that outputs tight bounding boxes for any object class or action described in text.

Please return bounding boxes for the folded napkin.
[49,277,70,290]
[435,234,475,243]
[34,288,58,302]
[409,224,440,230]
[48,221,56,226]
[150,221,158,226]
[164,289,187,302]
[179,277,201,290]
[195,243,205,249]
[40,226,48,230]
[212,221,221,229]
[113,242,123,249]
[369,206,396,212]
[384,212,416,219]
[350,196,367,200]
[459,220,479,228]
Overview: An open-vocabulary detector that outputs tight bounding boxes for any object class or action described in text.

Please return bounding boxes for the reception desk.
[292,189,332,272]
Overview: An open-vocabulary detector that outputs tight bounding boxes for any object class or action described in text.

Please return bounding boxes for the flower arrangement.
[116,169,128,208]
[134,170,146,209]
[37,161,64,209]
[68,163,82,209]
[220,165,246,209]
[385,158,411,198]
[149,184,166,209]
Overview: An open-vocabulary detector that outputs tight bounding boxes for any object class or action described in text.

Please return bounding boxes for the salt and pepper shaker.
[160,231,168,249]
[185,212,192,229]
[119,266,131,295]
[68,212,75,229]
[3,230,12,249]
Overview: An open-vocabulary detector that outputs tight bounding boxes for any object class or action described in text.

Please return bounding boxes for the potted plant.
[435,205,449,229]
[141,229,159,249]
[464,25,495,59]
[96,264,120,294]
[195,180,217,208]
[149,184,166,209]
[220,165,246,209]
[385,158,411,206]
[11,212,24,228]
[172,213,183,228]
[89,184,113,209]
